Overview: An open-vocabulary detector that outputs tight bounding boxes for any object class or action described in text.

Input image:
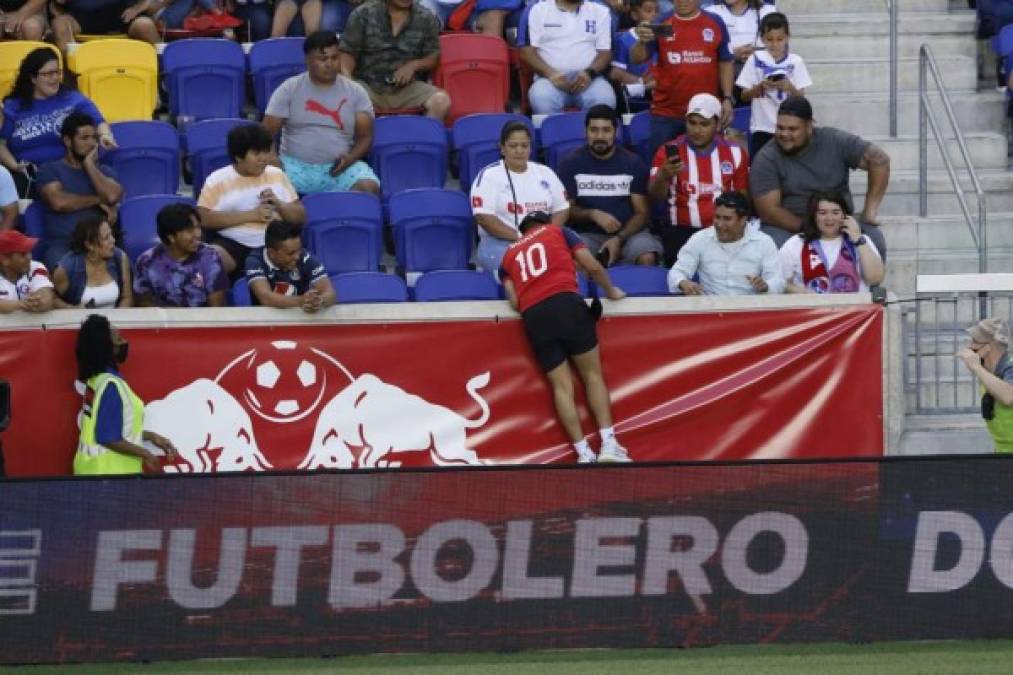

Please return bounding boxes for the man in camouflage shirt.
[338,0,451,122]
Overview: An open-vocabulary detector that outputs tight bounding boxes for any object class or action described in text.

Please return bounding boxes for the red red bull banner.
[0,303,884,477]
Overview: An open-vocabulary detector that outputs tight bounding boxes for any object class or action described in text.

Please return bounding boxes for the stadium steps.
[897,414,994,454]
[805,55,977,93]
[805,90,1007,136]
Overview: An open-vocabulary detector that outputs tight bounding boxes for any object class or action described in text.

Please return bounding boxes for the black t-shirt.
[557,145,649,235]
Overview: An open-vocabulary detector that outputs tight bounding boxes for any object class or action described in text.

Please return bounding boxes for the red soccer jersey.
[650,12,732,119]
[499,225,587,313]
[650,135,749,229]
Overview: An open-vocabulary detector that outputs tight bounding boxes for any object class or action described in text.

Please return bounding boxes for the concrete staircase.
[780,0,1010,453]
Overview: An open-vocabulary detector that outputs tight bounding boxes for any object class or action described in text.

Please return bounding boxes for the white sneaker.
[576,447,597,464]
[598,440,632,463]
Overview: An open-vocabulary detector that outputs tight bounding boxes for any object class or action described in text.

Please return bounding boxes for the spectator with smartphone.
[648,93,748,265]
[736,12,810,155]
[630,0,735,157]
[609,0,659,113]
[704,0,776,83]
[557,105,661,266]
[518,0,616,114]
[197,124,305,281]
[244,220,336,313]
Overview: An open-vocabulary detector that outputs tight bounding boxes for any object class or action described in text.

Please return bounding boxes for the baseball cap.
[778,96,814,121]
[686,93,722,120]
[0,229,38,255]
[967,318,1010,345]
[519,211,552,231]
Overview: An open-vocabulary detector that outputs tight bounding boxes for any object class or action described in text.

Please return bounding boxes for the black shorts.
[521,292,598,373]
[204,230,252,282]
[66,3,130,34]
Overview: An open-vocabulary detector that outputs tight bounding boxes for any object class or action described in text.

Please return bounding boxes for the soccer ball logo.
[242,340,328,423]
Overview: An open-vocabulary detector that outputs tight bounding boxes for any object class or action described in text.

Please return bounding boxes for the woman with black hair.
[0,48,116,196]
[73,314,176,475]
[469,121,569,275]
[54,214,133,308]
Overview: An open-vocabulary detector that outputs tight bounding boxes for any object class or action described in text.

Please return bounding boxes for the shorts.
[204,230,251,281]
[281,155,380,194]
[361,81,439,110]
[579,230,662,265]
[521,292,598,373]
[65,4,129,34]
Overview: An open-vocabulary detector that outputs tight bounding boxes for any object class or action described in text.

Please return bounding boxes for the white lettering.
[411,520,498,602]
[570,518,640,598]
[989,513,1013,588]
[501,520,564,600]
[166,528,246,609]
[908,511,985,593]
[251,526,329,606]
[642,516,718,613]
[329,524,405,608]
[90,530,162,611]
[722,512,808,595]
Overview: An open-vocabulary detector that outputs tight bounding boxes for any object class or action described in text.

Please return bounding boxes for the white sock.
[574,439,592,456]
[599,427,616,444]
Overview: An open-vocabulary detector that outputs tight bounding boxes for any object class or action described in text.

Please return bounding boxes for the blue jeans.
[160,0,218,28]
[528,75,616,115]
[648,114,686,161]
[232,2,272,41]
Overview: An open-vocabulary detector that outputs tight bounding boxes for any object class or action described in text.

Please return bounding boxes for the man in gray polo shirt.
[262,31,381,196]
[749,96,890,258]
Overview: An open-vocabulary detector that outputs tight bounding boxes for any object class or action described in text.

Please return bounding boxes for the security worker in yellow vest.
[73,314,177,475]
[958,318,1013,454]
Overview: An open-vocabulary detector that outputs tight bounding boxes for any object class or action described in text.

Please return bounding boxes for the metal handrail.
[889,0,898,137]
[918,44,988,276]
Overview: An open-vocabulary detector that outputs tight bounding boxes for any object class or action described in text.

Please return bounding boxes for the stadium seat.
[433,33,510,123]
[607,265,671,296]
[540,111,621,171]
[626,110,651,165]
[231,276,252,306]
[370,116,448,199]
[302,192,384,275]
[388,188,474,276]
[103,121,180,198]
[414,270,502,301]
[331,272,408,303]
[731,106,752,136]
[247,37,305,115]
[0,42,61,102]
[119,194,196,262]
[162,39,246,121]
[67,39,158,122]
[451,113,536,191]
[20,202,45,258]
[184,118,250,195]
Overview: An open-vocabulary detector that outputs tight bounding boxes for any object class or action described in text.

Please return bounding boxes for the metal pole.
[918,47,928,217]
[890,0,898,138]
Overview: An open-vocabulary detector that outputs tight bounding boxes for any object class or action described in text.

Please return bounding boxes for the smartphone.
[665,144,680,162]
[766,73,786,82]
[650,23,673,37]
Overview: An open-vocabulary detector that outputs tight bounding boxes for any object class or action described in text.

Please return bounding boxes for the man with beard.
[36,113,122,271]
[648,93,748,266]
[557,105,660,267]
[750,95,891,257]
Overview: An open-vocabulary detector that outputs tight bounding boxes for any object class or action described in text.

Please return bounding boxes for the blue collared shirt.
[667,227,785,296]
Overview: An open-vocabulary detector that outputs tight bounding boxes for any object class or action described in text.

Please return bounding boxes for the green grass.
[7,640,1013,675]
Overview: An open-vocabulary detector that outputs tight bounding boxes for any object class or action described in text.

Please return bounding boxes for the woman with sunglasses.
[958,318,1013,453]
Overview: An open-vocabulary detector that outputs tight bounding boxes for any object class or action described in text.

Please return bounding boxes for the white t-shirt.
[80,280,120,308]
[705,3,776,50]
[779,234,881,293]
[470,160,569,243]
[735,50,812,134]
[0,261,53,302]
[197,165,299,248]
[525,0,612,77]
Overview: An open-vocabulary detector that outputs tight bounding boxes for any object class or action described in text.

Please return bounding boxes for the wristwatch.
[723,95,734,105]
[853,235,867,246]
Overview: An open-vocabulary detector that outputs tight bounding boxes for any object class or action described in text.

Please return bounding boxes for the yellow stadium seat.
[0,42,62,101]
[67,39,158,122]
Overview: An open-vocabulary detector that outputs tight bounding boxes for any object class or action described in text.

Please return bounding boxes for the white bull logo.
[300,372,491,469]
[144,378,273,473]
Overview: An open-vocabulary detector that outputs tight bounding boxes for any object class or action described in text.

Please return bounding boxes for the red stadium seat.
[433,33,510,124]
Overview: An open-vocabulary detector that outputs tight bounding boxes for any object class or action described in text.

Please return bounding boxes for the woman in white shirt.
[470,121,570,274]
[53,214,133,308]
[779,191,885,294]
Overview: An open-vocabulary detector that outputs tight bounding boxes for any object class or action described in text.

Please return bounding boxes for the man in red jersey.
[648,93,749,265]
[629,0,735,158]
[499,211,629,464]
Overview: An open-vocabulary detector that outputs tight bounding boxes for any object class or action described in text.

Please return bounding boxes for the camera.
[650,23,673,37]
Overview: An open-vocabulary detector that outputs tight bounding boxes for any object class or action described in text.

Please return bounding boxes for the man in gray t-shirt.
[749,96,891,258]
[263,31,381,196]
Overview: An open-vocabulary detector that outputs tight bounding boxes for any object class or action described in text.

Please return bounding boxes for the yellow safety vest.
[73,372,146,475]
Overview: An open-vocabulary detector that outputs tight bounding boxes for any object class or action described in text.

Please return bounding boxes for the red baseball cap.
[0,229,38,255]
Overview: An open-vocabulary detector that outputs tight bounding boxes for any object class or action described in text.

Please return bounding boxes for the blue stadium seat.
[103,121,180,198]
[20,202,45,259]
[540,111,623,171]
[626,110,651,165]
[302,192,384,275]
[388,188,474,275]
[231,276,251,306]
[414,270,502,301]
[248,37,305,115]
[162,39,247,121]
[331,272,408,303]
[731,106,752,136]
[452,113,536,191]
[119,194,196,262]
[185,118,250,195]
[607,265,671,296]
[370,116,448,199]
